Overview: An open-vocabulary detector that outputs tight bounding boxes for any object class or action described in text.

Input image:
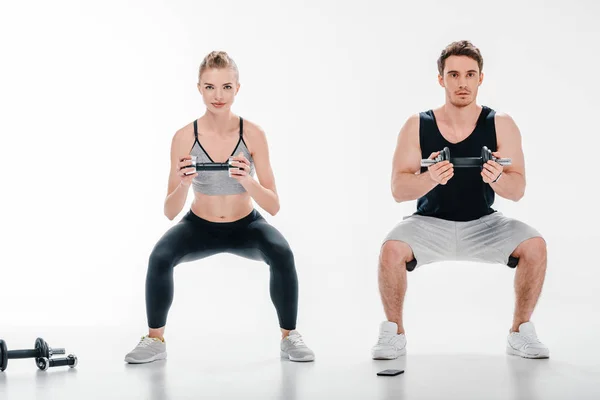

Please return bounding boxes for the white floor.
[1,326,599,400]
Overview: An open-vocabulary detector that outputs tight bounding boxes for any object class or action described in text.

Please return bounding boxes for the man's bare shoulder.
[405,113,420,127]
[399,113,421,143]
[493,111,521,138]
[494,111,517,126]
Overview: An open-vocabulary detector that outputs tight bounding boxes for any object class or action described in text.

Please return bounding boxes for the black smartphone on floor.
[377,369,405,376]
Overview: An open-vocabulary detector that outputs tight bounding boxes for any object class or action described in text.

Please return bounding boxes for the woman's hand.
[178,155,197,187]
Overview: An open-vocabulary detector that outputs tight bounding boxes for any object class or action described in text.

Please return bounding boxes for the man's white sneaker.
[507,321,549,359]
[371,321,406,360]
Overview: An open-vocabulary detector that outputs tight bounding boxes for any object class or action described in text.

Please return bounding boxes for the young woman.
[125,51,314,363]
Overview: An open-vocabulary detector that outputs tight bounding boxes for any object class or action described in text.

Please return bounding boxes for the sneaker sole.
[280,351,315,362]
[124,352,167,364]
[506,346,549,359]
[372,348,407,360]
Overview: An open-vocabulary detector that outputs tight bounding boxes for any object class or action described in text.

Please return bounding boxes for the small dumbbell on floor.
[0,338,69,372]
[421,146,512,168]
[36,354,78,371]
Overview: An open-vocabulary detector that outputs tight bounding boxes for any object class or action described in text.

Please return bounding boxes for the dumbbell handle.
[48,355,77,368]
[184,162,243,175]
[195,162,230,171]
[491,158,511,166]
[37,355,78,371]
[421,159,439,167]
[8,347,65,359]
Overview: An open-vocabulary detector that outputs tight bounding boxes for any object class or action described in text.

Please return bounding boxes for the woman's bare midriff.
[190,191,254,222]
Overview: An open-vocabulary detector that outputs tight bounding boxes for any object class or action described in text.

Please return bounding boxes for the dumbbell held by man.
[421,146,511,168]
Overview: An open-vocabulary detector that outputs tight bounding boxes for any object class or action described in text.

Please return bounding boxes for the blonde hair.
[198,51,239,82]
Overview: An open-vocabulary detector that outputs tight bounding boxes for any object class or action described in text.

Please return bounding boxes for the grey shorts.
[382,212,543,270]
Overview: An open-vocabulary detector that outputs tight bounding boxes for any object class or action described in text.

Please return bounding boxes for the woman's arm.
[164,128,196,220]
[230,123,280,216]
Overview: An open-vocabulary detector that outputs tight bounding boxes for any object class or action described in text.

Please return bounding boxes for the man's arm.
[391,115,452,202]
[483,113,526,201]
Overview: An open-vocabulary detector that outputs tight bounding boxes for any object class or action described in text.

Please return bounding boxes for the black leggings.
[145,209,298,330]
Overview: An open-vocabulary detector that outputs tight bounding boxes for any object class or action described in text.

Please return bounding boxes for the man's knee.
[516,237,547,264]
[380,241,414,268]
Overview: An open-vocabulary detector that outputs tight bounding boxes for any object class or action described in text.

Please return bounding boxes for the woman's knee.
[380,241,414,268]
[265,241,295,268]
[148,245,177,274]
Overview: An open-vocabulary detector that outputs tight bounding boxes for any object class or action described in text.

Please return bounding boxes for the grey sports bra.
[190,117,255,196]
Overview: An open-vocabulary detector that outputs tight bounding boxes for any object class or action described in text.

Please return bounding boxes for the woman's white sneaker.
[124,336,167,364]
[280,331,315,362]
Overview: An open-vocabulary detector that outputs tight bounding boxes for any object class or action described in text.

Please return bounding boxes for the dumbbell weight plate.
[442,147,450,162]
[420,147,451,167]
[37,357,49,371]
[1,340,7,371]
[481,146,491,164]
[481,146,512,167]
[182,155,197,176]
[35,338,49,363]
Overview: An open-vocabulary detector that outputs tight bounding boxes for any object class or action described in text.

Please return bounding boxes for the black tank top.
[415,105,497,222]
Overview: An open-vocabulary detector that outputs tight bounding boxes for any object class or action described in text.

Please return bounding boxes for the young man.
[372,40,549,360]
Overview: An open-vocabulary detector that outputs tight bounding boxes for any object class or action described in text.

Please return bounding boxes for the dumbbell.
[183,155,244,177]
[0,338,66,372]
[421,146,511,168]
[36,354,78,371]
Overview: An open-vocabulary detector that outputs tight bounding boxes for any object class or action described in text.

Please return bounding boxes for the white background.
[1,0,598,363]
